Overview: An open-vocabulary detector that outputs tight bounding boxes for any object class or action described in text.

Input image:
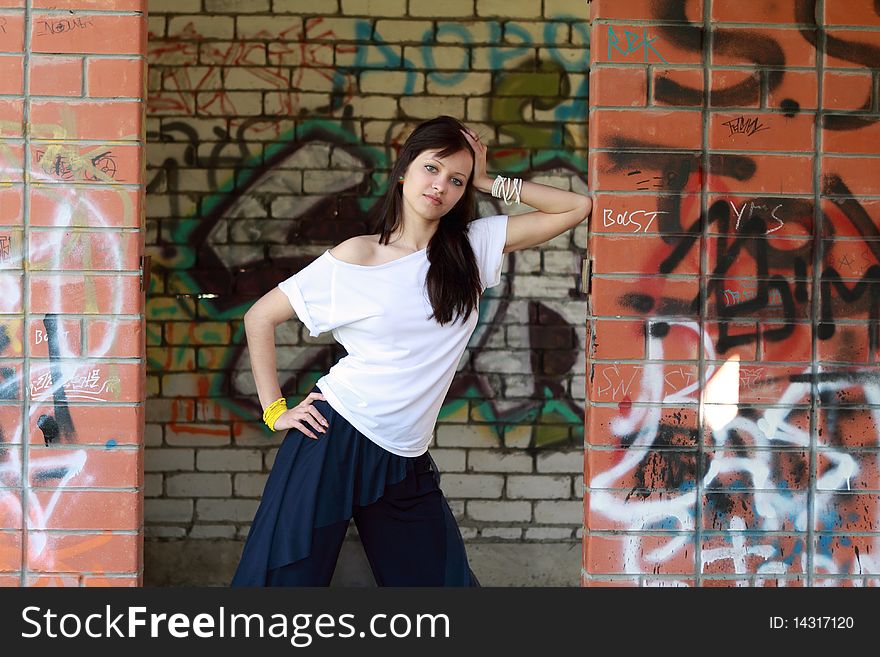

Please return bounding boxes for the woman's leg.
[353,454,479,587]
[265,519,350,586]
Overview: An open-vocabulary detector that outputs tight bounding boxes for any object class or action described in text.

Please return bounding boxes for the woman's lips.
[424,194,441,206]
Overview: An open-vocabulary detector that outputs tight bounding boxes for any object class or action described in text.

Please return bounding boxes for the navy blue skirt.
[231,393,478,587]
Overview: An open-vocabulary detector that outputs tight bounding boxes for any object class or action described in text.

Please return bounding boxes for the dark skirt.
[231,393,478,587]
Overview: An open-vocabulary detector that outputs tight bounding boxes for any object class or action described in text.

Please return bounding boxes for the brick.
[468,450,532,473]
[712,111,815,152]
[28,56,83,97]
[405,45,470,71]
[534,500,582,524]
[591,109,702,150]
[144,473,163,498]
[0,99,24,138]
[430,448,466,472]
[189,525,236,539]
[32,14,146,55]
[0,12,24,52]
[824,121,880,156]
[589,66,647,107]
[825,30,880,67]
[30,101,142,140]
[507,475,571,499]
[591,233,699,276]
[359,70,424,95]
[709,69,760,108]
[591,0,702,22]
[711,0,801,23]
[593,25,702,65]
[467,500,531,522]
[342,0,406,14]
[477,0,538,18]
[826,2,880,26]
[536,450,584,473]
[87,58,144,99]
[400,95,465,118]
[0,55,23,94]
[374,19,433,42]
[410,0,475,17]
[272,0,336,10]
[709,154,813,194]
[145,499,193,523]
[145,448,195,472]
[29,187,141,228]
[167,473,232,497]
[426,72,492,96]
[87,319,143,359]
[197,448,262,471]
[437,20,500,44]
[718,28,816,68]
[33,491,139,530]
[28,230,140,271]
[146,0,202,10]
[167,16,234,40]
[25,316,78,358]
[196,499,260,522]
[165,422,231,446]
[544,0,588,17]
[481,527,522,539]
[440,474,504,498]
[206,0,270,11]
[525,527,573,540]
[823,157,880,196]
[505,22,569,47]
[28,447,139,489]
[28,533,139,573]
[822,71,873,111]
[234,472,269,497]
[767,70,817,111]
[28,274,140,314]
[0,187,23,225]
[652,67,704,106]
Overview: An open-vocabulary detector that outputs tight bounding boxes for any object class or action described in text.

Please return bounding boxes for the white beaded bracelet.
[491,174,522,206]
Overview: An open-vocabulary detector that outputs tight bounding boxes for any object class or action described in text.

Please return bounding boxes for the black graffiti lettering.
[722,115,771,137]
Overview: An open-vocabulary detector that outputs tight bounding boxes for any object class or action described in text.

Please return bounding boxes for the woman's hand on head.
[461,128,493,193]
[273,391,328,439]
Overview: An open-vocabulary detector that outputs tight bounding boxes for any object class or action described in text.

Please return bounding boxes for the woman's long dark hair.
[372,116,482,325]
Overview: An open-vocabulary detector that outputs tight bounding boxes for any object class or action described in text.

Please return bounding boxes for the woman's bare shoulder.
[329,235,380,265]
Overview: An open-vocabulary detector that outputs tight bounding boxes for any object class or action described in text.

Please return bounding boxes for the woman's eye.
[451,178,463,187]
[425,164,437,172]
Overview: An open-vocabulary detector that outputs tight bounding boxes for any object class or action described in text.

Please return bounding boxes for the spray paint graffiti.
[588,0,880,583]
[145,18,590,449]
[0,110,139,576]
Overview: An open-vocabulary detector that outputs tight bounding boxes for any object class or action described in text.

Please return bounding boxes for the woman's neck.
[388,218,438,253]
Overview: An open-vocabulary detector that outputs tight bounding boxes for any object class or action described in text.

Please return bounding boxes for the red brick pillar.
[585,0,880,586]
[0,1,147,586]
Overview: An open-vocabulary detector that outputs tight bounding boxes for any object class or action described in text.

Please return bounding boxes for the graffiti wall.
[144,0,590,579]
[586,0,880,585]
[0,1,147,586]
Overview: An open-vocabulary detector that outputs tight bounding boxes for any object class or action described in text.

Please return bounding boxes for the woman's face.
[400,148,473,223]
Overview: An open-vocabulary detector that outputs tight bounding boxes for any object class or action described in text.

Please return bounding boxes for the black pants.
[267,454,478,586]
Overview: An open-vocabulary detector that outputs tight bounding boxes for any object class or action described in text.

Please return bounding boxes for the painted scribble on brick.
[0,3,145,587]
[587,0,880,586]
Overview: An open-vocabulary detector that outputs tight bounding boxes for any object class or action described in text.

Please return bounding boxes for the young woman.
[231,116,592,587]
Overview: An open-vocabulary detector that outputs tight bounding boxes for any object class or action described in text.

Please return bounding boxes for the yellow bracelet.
[262,397,288,431]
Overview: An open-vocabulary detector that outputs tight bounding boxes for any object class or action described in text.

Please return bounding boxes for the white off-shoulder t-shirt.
[278,214,508,456]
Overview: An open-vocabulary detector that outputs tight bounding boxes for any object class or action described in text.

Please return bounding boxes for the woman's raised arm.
[462,129,592,253]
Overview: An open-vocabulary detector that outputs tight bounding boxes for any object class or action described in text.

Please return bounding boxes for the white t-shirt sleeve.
[277,252,339,337]
[467,214,509,290]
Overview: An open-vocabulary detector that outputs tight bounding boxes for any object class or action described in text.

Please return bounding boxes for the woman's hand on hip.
[273,391,328,439]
